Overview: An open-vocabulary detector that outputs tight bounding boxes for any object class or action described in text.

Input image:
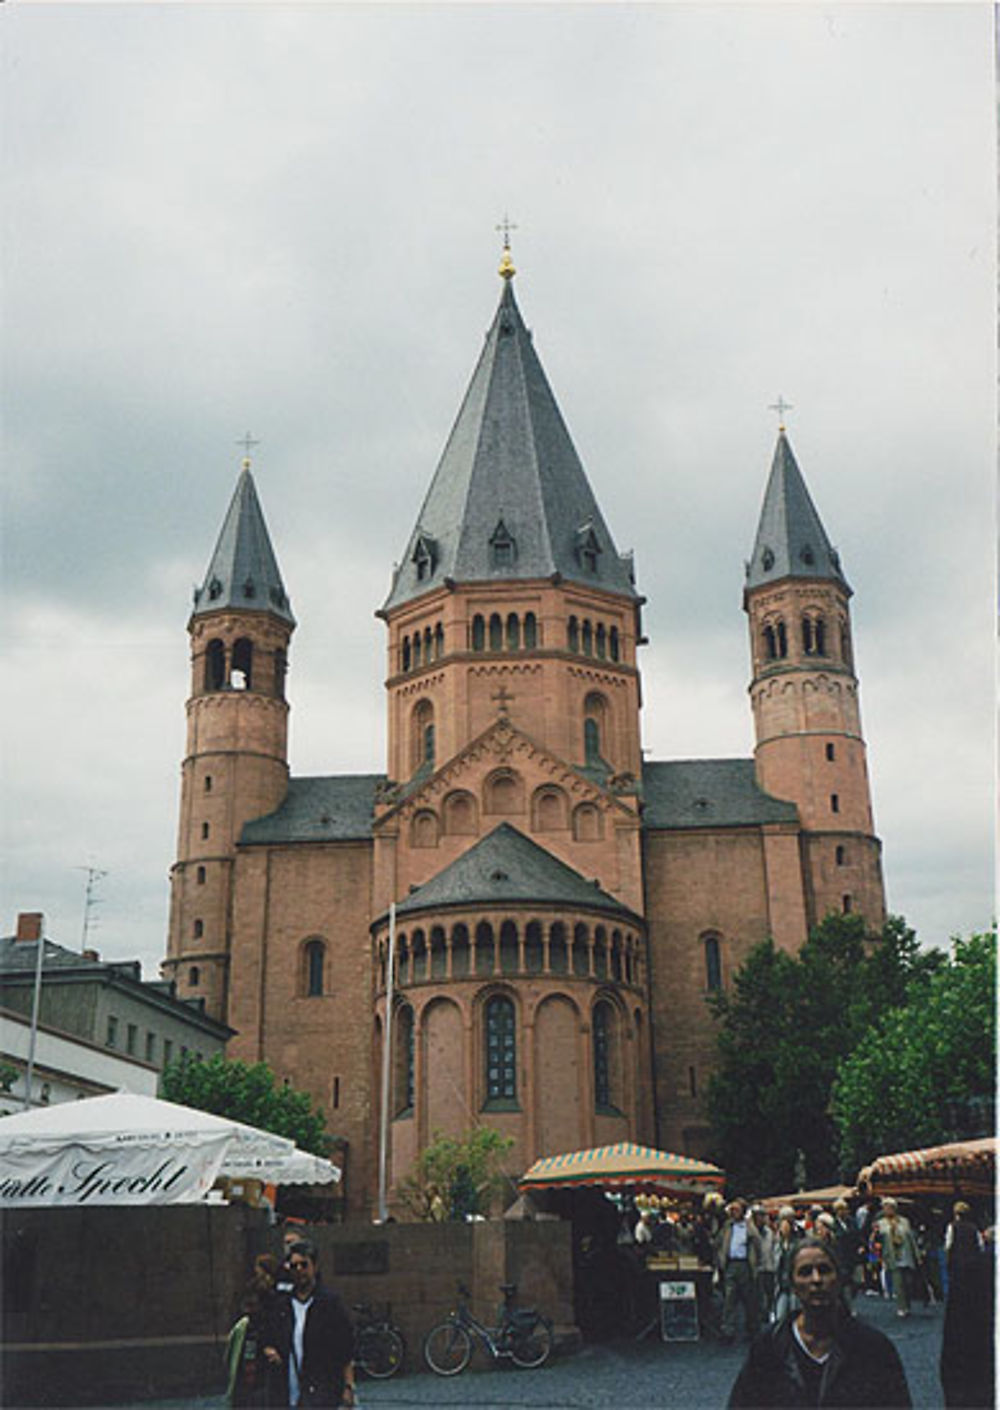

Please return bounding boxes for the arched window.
[443,790,477,835]
[802,615,814,655]
[205,639,226,692]
[584,693,608,766]
[489,614,503,650]
[593,1000,615,1110]
[593,927,608,979]
[573,802,603,841]
[763,624,777,661]
[499,920,519,975]
[189,966,200,987]
[814,617,826,655]
[777,621,788,658]
[305,939,325,997]
[231,638,253,690]
[568,617,579,653]
[412,699,435,773]
[506,613,520,650]
[430,925,447,980]
[274,647,287,699]
[485,996,517,1104]
[524,921,543,974]
[196,865,206,884]
[704,934,722,992]
[411,809,439,848]
[395,1004,415,1115]
[412,633,422,669]
[475,921,494,977]
[572,923,589,976]
[434,623,445,659]
[533,786,568,832]
[451,924,470,978]
[402,637,411,672]
[840,621,852,668]
[596,624,607,659]
[472,615,485,651]
[609,627,620,662]
[411,929,427,983]
[485,769,523,815]
[582,620,593,656]
[524,613,538,649]
[193,919,203,939]
[549,922,568,974]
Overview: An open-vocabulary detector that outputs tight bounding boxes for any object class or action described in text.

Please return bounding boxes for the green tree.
[396,1126,514,1220]
[706,914,938,1195]
[833,929,996,1172]
[161,1052,331,1155]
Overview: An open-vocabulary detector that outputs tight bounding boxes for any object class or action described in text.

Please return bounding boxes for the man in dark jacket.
[729,1237,912,1407]
[263,1240,355,1408]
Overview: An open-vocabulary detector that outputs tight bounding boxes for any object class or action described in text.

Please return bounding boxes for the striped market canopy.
[857,1137,995,1197]
[519,1142,725,1196]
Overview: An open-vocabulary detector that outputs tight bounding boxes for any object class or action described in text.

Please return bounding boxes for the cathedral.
[162,246,886,1216]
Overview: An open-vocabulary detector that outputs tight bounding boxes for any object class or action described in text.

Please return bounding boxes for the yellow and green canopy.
[519,1142,725,1196]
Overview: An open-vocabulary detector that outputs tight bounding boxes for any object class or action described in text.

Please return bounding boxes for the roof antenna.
[76,864,109,953]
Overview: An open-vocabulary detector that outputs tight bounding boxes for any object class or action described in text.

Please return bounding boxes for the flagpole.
[23,927,46,1110]
[377,902,396,1222]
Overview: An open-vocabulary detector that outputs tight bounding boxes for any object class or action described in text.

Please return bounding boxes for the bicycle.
[423,1282,553,1376]
[353,1300,406,1379]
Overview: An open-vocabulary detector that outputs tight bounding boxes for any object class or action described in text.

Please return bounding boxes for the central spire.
[383,272,637,613]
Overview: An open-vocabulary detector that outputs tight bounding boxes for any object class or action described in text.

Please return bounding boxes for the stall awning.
[857,1137,995,1198]
[519,1142,725,1196]
[759,1184,855,1211]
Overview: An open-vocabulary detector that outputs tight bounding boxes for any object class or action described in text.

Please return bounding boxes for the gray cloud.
[2,4,992,975]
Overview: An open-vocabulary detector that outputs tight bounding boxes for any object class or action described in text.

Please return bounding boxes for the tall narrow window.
[524,613,538,649]
[568,617,579,653]
[305,939,325,997]
[777,621,788,657]
[489,614,503,650]
[485,996,517,1103]
[582,620,593,656]
[835,844,846,866]
[826,742,836,761]
[764,624,777,661]
[434,623,445,659]
[205,639,226,692]
[593,1001,612,1109]
[596,624,607,659]
[609,627,620,662]
[395,1005,415,1114]
[472,615,485,651]
[231,638,253,690]
[274,647,287,699]
[831,793,840,814]
[704,935,722,992]
[506,613,520,650]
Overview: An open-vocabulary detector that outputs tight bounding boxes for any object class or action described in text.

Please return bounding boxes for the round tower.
[164,457,295,1022]
[744,430,885,930]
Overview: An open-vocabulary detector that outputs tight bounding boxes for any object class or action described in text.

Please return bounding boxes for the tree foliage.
[706,914,941,1196]
[832,929,996,1171]
[396,1126,514,1221]
[161,1052,331,1155]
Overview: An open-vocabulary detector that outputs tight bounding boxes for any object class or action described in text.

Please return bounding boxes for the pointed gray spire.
[745,432,849,593]
[383,279,637,612]
[192,466,295,624]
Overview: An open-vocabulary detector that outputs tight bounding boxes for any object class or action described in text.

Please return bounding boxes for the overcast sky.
[2,3,994,980]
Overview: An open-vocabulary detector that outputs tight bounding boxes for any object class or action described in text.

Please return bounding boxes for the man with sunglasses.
[262,1239,356,1408]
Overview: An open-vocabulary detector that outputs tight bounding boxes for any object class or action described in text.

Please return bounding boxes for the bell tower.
[164,455,295,1022]
[744,429,885,932]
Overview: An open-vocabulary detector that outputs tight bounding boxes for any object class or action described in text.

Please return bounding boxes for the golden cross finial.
[768,397,793,433]
[236,431,260,469]
[495,214,517,280]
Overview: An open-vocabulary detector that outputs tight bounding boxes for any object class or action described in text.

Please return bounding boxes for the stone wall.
[0,1206,574,1406]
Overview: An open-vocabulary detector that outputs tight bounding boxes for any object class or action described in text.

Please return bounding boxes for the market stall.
[857,1137,995,1200]
[0,1091,315,1206]
[519,1143,726,1341]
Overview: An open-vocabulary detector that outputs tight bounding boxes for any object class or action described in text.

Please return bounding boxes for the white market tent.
[0,1091,336,1207]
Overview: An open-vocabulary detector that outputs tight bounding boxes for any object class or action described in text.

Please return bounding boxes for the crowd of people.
[620,1190,994,1407]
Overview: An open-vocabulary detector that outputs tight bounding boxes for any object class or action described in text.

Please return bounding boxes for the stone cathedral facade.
[163,253,885,1215]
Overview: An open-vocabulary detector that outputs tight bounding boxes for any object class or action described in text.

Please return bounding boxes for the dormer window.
[412,534,437,582]
[242,577,256,599]
[800,543,816,566]
[490,519,516,569]
[761,548,775,572]
[208,577,223,600]
[575,523,601,574]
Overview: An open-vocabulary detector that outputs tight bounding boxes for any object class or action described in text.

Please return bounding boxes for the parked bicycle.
[423,1282,553,1375]
[353,1301,406,1379]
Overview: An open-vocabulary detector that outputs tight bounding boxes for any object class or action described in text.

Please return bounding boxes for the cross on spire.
[768,397,793,431]
[495,215,518,280]
[236,432,260,467]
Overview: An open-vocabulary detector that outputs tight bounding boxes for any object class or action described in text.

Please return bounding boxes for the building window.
[145,1032,156,1063]
[204,776,212,793]
[490,519,516,568]
[126,1023,137,1056]
[568,616,579,653]
[485,996,517,1104]
[106,1015,118,1048]
[193,919,204,938]
[189,966,200,987]
[163,1039,173,1067]
[197,866,206,885]
[305,940,325,997]
[593,1001,613,1110]
[704,935,723,992]
[836,844,846,866]
[609,627,620,662]
[395,1004,415,1115]
[202,822,210,840]
[205,639,226,691]
[689,1065,697,1098]
[332,1075,340,1110]
[524,613,538,649]
[471,615,485,651]
[842,895,853,914]
[231,637,253,690]
[826,742,836,762]
[489,613,503,650]
[831,794,840,814]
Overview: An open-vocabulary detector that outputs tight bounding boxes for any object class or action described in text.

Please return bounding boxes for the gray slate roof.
[240,775,384,846]
[0,937,112,976]
[641,759,799,829]
[392,822,638,921]
[192,467,295,625]
[383,279,638,612]
[745,432,849,593]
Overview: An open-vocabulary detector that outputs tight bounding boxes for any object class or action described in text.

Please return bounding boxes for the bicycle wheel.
[357,1325,406,1378]
[423,1320,473,1376]
[509,1318,553,1369]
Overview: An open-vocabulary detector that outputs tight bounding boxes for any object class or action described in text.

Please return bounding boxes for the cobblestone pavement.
[114,1293,946,1409]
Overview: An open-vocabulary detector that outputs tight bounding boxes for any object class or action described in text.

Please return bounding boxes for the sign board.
[659,1279,699,1342]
